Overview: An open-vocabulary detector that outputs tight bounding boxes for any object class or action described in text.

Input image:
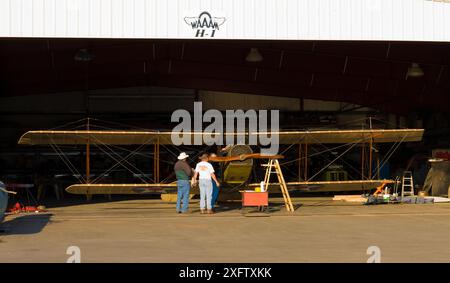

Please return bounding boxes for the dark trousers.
[176,180,190,212]
[211,180,219,208]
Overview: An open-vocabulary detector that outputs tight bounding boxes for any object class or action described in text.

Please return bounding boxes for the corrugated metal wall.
[199,91,301,111]
[0,0,450,41]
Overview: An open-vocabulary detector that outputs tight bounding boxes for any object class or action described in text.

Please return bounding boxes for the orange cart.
[240,190,269,213]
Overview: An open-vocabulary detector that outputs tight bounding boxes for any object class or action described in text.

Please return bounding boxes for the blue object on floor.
[0,181,8,223]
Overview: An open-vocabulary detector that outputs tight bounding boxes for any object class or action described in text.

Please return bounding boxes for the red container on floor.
[241,191,269,207]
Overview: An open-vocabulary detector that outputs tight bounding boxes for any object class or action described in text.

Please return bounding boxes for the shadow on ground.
[0,214,52,235]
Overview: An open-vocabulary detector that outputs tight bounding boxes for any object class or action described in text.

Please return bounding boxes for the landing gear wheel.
[160,193,177,202]
[160,193,195,202]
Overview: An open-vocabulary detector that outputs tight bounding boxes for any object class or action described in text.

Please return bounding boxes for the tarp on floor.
[424,161,450,196]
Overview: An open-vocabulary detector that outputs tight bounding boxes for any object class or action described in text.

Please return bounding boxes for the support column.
[154,138,160,183]
[361,142,365,180]
[368,137,373,179]
[298,143,302,181]
[377,151,380,179]
[86,119,90,184]
[304,142,308,181]
[86,118,92,201]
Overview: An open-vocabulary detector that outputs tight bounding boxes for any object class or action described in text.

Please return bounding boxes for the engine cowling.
[222,145,253,185]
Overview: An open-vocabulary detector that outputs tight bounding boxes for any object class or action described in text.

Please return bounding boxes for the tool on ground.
[8,202,44,214]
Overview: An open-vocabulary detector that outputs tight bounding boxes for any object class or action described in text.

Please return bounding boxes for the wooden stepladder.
[401,171,414,197]
[263,159,295,212]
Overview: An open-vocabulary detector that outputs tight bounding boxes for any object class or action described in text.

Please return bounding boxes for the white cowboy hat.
[177,152,189,160]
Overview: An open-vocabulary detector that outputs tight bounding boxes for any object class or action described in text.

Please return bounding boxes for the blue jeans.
[199,179,213,210]
[176,180,190,213]
[211,180,219,208]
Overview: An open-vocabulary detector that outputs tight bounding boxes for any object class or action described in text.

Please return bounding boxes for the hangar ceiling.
[1,39,450,115]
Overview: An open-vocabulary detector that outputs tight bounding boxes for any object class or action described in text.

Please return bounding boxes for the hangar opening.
[0,39,447,202]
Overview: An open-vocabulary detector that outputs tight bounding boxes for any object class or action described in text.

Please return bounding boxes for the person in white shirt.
[191,153,220,214]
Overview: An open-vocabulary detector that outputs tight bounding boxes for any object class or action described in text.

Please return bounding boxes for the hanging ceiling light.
[74,48,95,62]
[407,63,424,78]
[245,48,263,62]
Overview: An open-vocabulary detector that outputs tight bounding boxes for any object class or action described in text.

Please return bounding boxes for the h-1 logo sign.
[184,11,226,38]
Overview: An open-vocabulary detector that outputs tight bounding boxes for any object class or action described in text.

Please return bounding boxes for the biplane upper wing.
[251,128,424,144]
[248,179,396,192]
[19,130,182,145]
[18,129,424,145]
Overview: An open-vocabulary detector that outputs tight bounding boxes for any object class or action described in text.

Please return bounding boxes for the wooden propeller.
[209,153,284,162]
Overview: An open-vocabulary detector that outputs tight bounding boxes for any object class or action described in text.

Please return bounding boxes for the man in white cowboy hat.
[174,152,194,213]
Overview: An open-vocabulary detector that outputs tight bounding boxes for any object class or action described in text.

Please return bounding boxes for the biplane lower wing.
[66,183,179,195]
[67,179,394,195]
[249,179,395,192]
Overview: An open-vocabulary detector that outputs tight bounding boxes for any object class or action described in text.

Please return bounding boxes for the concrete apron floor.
[1,197,450,263]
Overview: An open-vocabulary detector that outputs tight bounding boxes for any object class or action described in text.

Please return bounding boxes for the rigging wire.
[90,118,156,131]
[307,141,359,182]
[48,137,86,183]
[307,133,376,180]
[49,118,89,130]
[90,141,150,184]
[376,134,409,177]
[89,135,155,184]
[279,140,369,166]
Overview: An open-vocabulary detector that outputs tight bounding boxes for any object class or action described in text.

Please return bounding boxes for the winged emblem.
[184,12,226,30]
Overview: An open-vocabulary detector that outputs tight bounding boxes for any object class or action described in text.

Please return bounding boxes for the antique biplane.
[18,123,424,200]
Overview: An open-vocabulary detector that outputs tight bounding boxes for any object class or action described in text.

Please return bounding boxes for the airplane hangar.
[1,0,450,263]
